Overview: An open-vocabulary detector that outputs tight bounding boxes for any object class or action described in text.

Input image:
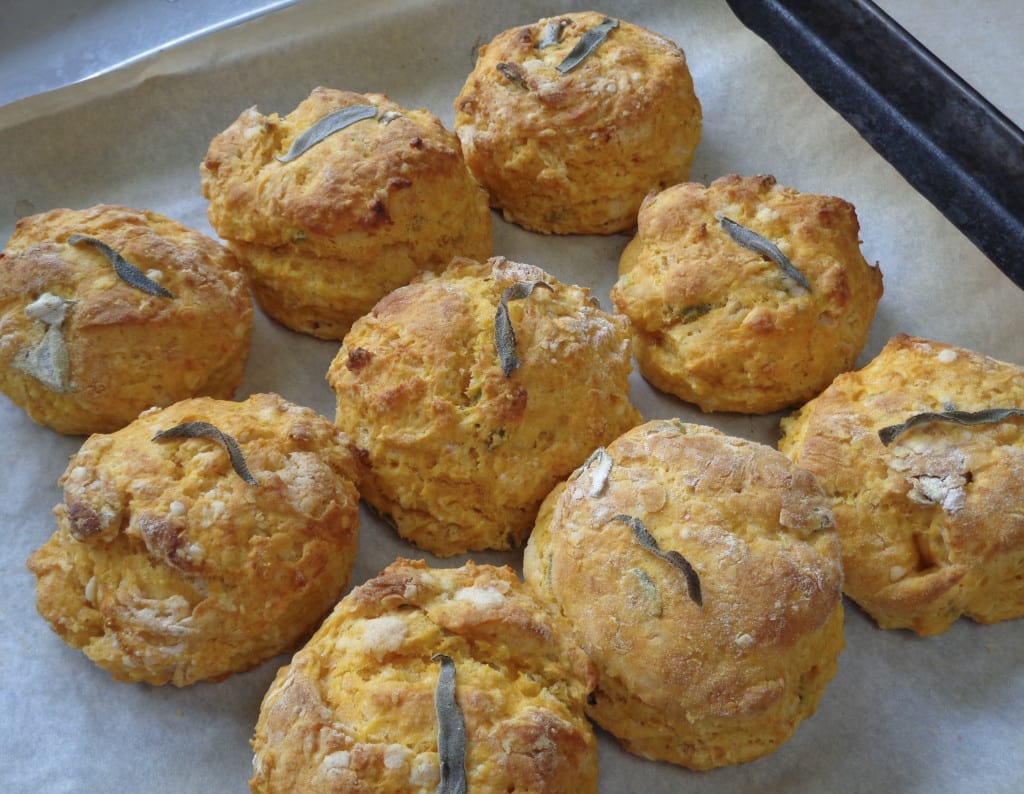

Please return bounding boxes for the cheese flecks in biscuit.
[250,560,599,794]
[524,421,844,769]
[201,87,492,339]
[0,205,252,434]
[611,175,883,414]
[26,393,360,686]
[326,256,640,557]
[454,12,702,234]
[780,334,1024,636]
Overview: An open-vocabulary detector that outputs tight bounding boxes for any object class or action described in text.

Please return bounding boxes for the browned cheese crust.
[454,11,702,234]
[201,87,492,339]
[26,393,360,685]
[612,175,884,413]
[524,420,844,769]
[326,256,641,556]
[779,334,1024,636]
[250,559,599,793]
[0,204,252,434]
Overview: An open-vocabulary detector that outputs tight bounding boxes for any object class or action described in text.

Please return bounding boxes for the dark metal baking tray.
[726,0,1024,289]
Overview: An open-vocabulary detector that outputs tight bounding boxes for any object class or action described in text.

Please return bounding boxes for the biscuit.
[524,420,844,769]
[250,559,599,794]
[454,12,702,234]
[611,174,883,413]
[26,392,360,686]
[0,204,252,435]
[201,87,492,339]
[326,255,640,556]
[779,334,1024,636]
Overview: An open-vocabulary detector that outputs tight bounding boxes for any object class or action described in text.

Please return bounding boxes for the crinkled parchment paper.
[1,1,1021,791]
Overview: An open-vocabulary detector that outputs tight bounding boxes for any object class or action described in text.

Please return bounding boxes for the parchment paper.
[1,1,1022,792]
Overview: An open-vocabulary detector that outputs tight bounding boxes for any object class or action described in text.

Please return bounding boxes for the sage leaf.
[494,280,553,377]
[68,235,174,298]
[716,213,812,292]
[275,104,377,163]
[878,408,1024,446]
[537,18,569,49]
[496,62,528,91]
[432,653,467,794]
[614,514,702,607]
[556,17,619,74]
[152,421,258,485]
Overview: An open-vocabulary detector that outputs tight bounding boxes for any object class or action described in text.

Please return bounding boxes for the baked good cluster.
[2,10,1021,792]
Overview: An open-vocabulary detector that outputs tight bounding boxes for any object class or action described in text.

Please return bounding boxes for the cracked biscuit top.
[523,420,844,769]
[0,204,252,434]
[780,334,1024,635]
[612,174,883,413]
[454,11,701,234]
[326,255,640,556]
[26,392,360,686]
[201,87,491,339]
[250,559,598,794]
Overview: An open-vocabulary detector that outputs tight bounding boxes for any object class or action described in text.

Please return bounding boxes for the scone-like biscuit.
[26,393,360,686]
[0,205,252,434]
[326,256,640,556]
[454,11,701,234]
[524,420,844,769]
[201,87,492,339]
[611,175,883,413]
[250,559,599,794]
[779,334,1024,636]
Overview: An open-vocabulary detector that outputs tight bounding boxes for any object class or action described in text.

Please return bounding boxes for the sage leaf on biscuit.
[14,293,74,392]
[572,447,612,497]
[496,62,529,91]
[614,514,702,607]
[275,104,378,163]
[68,234,174,298]
[715,213,812,292]
[878,408,1024,446]
[432,653,467,794]
[537,18,569,49]
[152,421,258,485]
[494,280,553,377]
[556,17,619,74]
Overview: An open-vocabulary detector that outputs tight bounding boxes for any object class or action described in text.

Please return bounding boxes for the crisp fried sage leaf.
[152,421,258,485]
[878,408,1024,446]
[15,324,70,392]
[715,213,812,292]
[556,17,619,74]
[432,653,467,794]
[496,61,528,91]
[575,447,612,497]
[68,235,174,298]
[614,514,702,607]
[275,104,377,163]
[494,280,553,377]
[15,293,73,391]
[537,18,569,49]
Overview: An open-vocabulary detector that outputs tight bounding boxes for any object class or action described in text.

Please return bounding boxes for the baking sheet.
[2,1,1023,791]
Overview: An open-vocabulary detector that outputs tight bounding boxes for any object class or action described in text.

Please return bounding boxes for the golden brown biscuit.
[0,204,252,435]
[201,87,492,339]
[26,392,360,686]
[611,174,883,413]
[454,12,702,234]
[524,420,844,769]
[250,559,599,794]
[326,255,640,556]
[779,334,1024,636]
